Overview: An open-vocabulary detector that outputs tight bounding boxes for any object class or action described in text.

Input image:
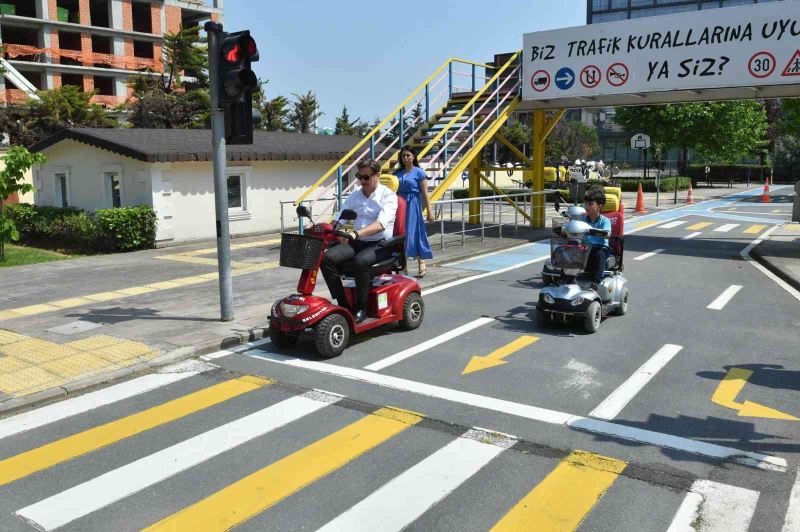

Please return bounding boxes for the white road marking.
[783,465,800,532]
[364,317,495,371]
[682,232,703,240]
[245,350,786,471]
[0,361,212,440]
[316,435,505,532]
[634,249,665,261]
[15,391,338,531]
[707,285,743,310]
[659,220,687,229]
[200,338,271,360]
[741,226,800,303]
[589,345,683,420]
[667,479,759,532]
[714,223,739,232]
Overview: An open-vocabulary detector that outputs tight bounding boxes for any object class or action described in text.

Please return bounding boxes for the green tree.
[0,146,46,260]
[289,91,323,133]
[161,25,208,92]
[252,79,289,131]
[773,135,800,171]
[613,102,768,172]
[778,98,800,135]
[334,105,359,136]
[546,120,599,162]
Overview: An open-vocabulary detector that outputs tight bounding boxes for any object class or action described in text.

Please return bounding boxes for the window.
[54,172,69,208]
[228,175,242,209]
[594,10,629,21]
[104,171,122,208]
[611,0,628,8]
[592,0,609,10]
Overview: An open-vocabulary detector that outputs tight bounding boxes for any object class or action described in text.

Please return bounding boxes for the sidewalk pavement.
[751,222,800,293]
[0,182,761,415]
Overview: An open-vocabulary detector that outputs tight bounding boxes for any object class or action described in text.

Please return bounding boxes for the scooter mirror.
[296,205,311,218]
[340,209,357,221]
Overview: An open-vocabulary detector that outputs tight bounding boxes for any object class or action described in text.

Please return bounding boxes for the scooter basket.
[550,237,590,270]
[279,233,324,270]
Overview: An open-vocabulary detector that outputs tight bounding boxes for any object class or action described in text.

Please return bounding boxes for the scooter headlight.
[543,294,555,304]
[280,302,309,318]
[571,296,584,306]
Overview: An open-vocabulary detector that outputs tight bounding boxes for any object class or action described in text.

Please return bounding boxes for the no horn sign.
[522,1,800,108]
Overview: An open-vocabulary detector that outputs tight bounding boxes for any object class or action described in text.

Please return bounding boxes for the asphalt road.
[0,187,797,531]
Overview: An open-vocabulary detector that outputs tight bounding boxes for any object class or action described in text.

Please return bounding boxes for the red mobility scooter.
[268,201,424,358]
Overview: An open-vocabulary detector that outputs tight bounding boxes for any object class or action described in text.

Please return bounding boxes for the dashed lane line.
[245,349,787,471]
[682,232,702,240]
[634,249,665,261]
[707,285,743,310]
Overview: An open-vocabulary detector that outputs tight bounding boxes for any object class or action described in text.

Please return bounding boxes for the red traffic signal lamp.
[219,30,259,105]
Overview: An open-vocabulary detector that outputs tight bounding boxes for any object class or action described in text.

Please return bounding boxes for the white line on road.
[364,317,495,372]
[589,344,683,420]
[634,249,665,261]
[245,350,786,471]
[667,479,759,532]
[317,435,506,532]
[659,220,687,229]
[741,226,800,303]
[0,360,213,440]
[707,285,743,310]
[714,223,740,232]
[15,391,338,531]
[200,338,271,360]
[682,232,703,240]
[783,465,800,532]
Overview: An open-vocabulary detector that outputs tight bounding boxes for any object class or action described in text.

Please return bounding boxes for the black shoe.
[354,309,367,324]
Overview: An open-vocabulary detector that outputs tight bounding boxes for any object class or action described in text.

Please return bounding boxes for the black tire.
[314,313,349,359]
[536,307,552,326]
[269,326,299,348]
[399,292,424,331]
[615,288,629,316]
[583,301,602,333]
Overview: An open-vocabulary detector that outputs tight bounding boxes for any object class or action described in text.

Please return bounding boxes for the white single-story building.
[30,128,369,245]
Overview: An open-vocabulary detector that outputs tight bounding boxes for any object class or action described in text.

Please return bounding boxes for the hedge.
[617,177,692,192]
[5,204,157,253]
[686,164,770,183]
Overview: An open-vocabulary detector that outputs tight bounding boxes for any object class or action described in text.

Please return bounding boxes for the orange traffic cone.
[761,181,770,203]
[635,182,647,213]
[686,183,695,205]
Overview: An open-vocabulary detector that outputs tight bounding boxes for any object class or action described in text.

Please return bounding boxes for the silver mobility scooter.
[537,205,628,333]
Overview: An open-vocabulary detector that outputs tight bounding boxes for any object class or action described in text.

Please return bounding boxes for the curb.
[750,243,800,293]
[0,327,269,418]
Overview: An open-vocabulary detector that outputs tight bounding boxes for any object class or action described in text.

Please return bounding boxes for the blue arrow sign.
[555,67,575,90]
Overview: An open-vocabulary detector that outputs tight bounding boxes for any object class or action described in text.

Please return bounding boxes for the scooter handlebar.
[334,229,356,241]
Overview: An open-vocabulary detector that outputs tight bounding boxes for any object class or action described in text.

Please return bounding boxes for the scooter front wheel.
[583,301,602,334]
[314,313,349,358]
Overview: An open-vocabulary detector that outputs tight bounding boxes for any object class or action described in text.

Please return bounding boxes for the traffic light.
[218,30,259,144]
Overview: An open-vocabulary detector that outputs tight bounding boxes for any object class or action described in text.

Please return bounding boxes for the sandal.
[418,259,426,278]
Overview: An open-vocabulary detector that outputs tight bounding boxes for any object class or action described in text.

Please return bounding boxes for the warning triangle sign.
[782,50,800,76]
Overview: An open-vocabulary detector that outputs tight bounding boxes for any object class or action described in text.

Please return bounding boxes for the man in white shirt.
[321,159,398,323]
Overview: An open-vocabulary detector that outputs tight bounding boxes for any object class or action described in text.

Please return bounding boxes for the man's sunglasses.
[356,172,375,181]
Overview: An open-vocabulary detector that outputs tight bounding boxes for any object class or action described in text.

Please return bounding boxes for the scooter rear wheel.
[314,313,349,358]
[400,292,424,331]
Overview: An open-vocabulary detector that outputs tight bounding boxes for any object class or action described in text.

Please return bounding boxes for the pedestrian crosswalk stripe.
[144,407,423,532]
[744,224,767,234]
[634,220,661,230]
[0,375,271,486]
[317,433,510,531]
[666,479,759,532]
[714,223,739,232]
[687,222,713,230]
[490,451,626,531]
[659,220,687,229]
[0,363,208,440]
[16,391,338,531]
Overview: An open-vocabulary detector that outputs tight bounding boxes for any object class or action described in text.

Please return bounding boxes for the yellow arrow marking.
[711,368,799,421]
[462,336,539,375]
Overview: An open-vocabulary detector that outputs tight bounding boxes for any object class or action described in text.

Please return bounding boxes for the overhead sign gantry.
[521,1,800,109]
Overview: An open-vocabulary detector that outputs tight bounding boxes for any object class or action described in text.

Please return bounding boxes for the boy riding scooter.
[577,187,612,288]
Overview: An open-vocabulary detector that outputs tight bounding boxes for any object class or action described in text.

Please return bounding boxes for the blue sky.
[223,0,585,129]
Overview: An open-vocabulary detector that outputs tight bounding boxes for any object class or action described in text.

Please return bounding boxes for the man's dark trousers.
[321,240,392,311]
[586,246,611,283]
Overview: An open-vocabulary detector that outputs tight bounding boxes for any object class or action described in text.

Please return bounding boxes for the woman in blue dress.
[396,146,434,277]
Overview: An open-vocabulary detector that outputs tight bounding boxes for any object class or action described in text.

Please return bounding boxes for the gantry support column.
[531,110,546,228]
[468,156,482,224]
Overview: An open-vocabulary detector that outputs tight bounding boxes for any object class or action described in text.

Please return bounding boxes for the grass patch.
[0,244,78,268]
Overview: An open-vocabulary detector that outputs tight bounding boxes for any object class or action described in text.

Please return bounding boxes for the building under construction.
[0,0,222,106]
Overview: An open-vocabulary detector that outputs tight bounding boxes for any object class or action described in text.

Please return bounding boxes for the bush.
[96,206,157,251]
[617,177,691,192]
[6,203,157,253]
[686,164,771,183]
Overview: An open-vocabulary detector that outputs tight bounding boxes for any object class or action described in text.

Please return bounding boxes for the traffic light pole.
[205,21,234,322]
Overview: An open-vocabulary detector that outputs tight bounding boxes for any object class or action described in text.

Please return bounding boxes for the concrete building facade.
[0,0,222,106]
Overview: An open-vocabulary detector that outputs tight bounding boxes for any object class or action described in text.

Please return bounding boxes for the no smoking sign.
[580,65,602,88]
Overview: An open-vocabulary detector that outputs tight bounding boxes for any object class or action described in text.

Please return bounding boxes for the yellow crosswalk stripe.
[491,451,626,532]
[744,224,766,234]
[145,407,423,532]
[634,220,660,230]
[687,222,713,230]
[0,375,271,486]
